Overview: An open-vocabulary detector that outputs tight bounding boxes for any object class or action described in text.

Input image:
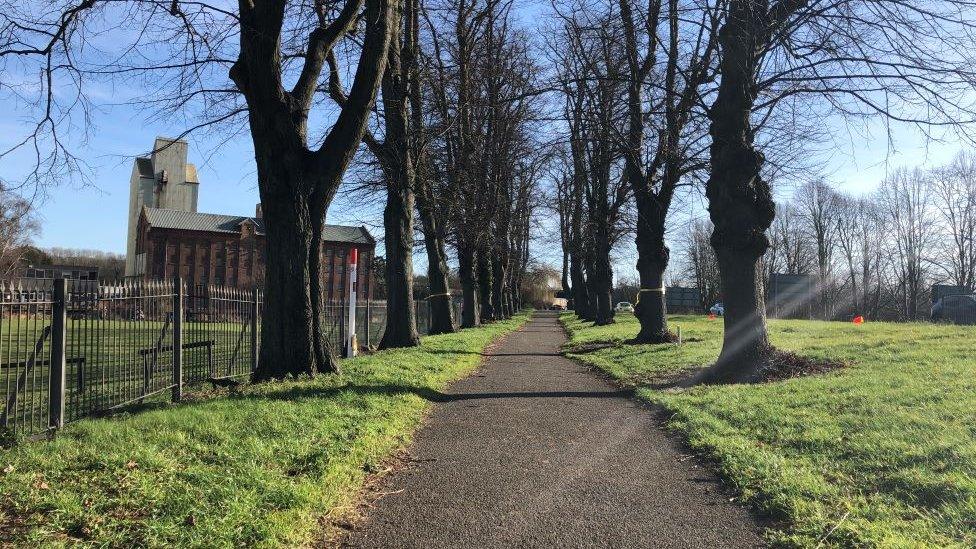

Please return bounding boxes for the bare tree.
[877,168,936,320]
[930,151,976,291]
[1,0,396,379]
[0,189,38,279]
[771,203,812,276]
[699,0,976,383]
[413,23,456,334]
[682,219,721,311]
[424,0,539,325]
[553,166,575,301]
[358,0,423,349]
[835,195,884,317]
[795,179,842,318]
[553,3,631,325]
[618,0,718,342]
[425,0,496,327]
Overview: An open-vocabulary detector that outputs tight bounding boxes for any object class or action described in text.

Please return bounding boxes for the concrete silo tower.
[124,137,200,277]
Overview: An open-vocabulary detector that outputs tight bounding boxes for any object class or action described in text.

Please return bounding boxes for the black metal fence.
[355,298,463,347]
[1,278,462,437]
[0,279,260,437]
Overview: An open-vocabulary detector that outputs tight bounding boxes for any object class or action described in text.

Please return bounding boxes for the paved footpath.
[344,311,764,548]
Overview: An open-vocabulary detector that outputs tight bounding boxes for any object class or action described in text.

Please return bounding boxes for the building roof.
[142,208,374,245]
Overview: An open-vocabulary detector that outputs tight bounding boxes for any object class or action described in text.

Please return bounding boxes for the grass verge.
[561,312,976,547]
[0,313,527,547]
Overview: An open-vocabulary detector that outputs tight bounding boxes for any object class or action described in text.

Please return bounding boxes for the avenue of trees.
[1,0,539,381]
[5,0,976,384]
[551,0,976,382]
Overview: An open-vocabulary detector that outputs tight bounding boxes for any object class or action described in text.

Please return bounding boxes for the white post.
[346,248,359,358]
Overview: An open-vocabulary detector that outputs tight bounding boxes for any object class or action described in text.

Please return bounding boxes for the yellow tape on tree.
[634,287,665,304]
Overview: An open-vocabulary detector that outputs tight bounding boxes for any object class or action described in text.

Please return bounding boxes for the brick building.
[125,137,375,299]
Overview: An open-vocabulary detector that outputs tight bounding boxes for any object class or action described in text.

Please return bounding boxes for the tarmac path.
[343,311,764,548]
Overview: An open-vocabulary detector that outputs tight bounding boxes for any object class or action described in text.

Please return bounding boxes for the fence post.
[250,287,259,372]
[172,277,183,402]
[49,278,67,429]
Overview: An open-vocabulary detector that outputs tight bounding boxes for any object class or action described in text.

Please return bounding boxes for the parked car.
[614,301,634,313]
[709,302,725,316]
[932,294,976,324]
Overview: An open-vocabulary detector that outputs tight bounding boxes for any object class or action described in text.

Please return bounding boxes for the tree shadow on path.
[421,350,566,357]
[239,383,635,404]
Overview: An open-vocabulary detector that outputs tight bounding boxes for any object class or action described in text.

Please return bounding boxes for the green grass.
[0,313,527,547]
[561,312,976,548]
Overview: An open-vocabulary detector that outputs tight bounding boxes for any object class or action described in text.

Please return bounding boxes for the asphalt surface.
[343,311,764,548]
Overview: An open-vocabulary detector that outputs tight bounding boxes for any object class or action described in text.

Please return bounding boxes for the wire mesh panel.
[414,299,430,336]
[0,280,54,436]
[72,280,177,417]
[365,301,386,345]
[184,285,257,382]
[321,300,348,353]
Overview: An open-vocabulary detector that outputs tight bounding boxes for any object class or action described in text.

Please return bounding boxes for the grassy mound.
[0,314,527,547]
[561,312,976,547]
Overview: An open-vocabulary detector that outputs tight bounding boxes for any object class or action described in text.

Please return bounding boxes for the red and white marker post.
[346,248,358,357]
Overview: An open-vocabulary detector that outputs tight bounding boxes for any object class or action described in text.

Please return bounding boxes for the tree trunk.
[632,208,673,342]
[232,0,393,381]
[377,0,420,349]
[309,215,333,369]
[592,231,614,325]
[492,255,507,319]
[502,287,513,317]
[698,0,776,383]
[633,266,669,341]
[477,248,495,322]
[561,249,571,298]
[571,254,590,319]
[403,0,453,336]
[418,206,456,334]
[697,250,771,383]
[255,192,336,380]
[379,168,420,348]
[458,245,479,328]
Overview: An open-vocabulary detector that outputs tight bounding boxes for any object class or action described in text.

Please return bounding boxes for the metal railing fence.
[1,277,461,437]
[0,278,259,437]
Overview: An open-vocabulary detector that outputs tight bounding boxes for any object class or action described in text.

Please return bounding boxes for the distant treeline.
[20,246,126,282]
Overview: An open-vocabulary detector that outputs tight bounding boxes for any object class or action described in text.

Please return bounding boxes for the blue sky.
[7,82,967,273]
[2,2,971,278]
